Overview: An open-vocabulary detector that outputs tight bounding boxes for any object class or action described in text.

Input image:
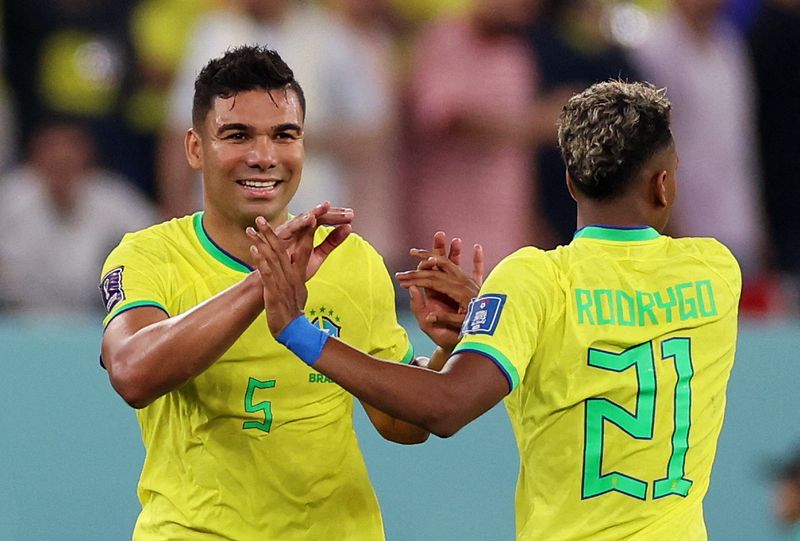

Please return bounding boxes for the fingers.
[309,201,332,218]
[245,225,263,244]
[254,216,294,282]
[273,212,315,241]
[472,243,484,286]
[313,224,352,260]
[292,218,315,272]
[409,254,461,275]
[408,285,426,320]
[396,275,466,302]
[447,237,462,266]
[409,248,433,260]
[271,202,352,243]
[248,236,284,298]
[310,201,354,226]
[425,311,466,330]
[431,231,447,258]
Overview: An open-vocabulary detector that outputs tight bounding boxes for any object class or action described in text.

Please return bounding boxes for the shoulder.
[484,246,560,295]
[669,236,739,265]
[112,214,196,257]
[312,229,391,290]
[493,246,558,277]
[667,236,742,291]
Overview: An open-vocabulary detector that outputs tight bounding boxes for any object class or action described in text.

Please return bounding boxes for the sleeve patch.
[100,266,125,313]
[461,294,507,336]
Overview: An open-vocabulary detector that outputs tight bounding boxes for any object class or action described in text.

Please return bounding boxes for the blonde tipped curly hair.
[558,80,673,200]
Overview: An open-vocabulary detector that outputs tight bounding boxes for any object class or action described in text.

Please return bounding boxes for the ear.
[185,128,203,171]
[565,171,577,202]
[652,169,669,208]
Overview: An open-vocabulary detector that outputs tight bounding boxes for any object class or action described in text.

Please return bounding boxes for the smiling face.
[186,87,304,229]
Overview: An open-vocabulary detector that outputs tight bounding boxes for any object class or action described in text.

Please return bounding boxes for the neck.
[576,203,664,233]
[202,208,289,264]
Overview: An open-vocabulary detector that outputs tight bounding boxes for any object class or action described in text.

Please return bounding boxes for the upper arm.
[437,351,511,429]
[102,306,169,370]
[98,233,170,374]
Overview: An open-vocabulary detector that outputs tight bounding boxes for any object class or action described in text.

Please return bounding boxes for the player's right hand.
[248,217,309,335]
[269,201,352,280]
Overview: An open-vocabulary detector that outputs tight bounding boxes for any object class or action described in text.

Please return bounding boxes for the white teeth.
[242,180,277,189]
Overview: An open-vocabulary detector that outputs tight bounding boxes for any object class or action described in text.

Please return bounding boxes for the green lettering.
[576,289,595,325]
[594,289,615,325]
[654,287,677,323]
[616,290,635,326]
[696,280,718,317]
[636,291,658,326]
[676,282,698,320]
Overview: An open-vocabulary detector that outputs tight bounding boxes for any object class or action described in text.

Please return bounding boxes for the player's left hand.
[396,232,484,350]
[264,201,352,279]
[247,218,309,335]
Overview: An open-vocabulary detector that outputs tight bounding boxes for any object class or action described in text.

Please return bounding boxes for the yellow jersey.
[454,226,741,540]
[100,212,413,540]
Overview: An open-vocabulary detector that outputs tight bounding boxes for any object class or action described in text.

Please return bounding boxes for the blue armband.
[276,315,330,366]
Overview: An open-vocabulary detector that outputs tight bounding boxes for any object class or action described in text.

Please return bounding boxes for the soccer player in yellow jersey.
[251,80,742,540]
[99,45,478,540]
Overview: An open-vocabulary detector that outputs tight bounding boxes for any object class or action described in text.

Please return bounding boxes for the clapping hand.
[396,231,484,351]
[261,201,352,280]
[247,215,312,335]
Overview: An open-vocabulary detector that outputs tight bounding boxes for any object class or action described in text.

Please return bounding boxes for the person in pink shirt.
[402,0,561,269]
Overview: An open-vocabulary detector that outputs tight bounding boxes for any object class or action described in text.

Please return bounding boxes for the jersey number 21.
[581,338,693,500]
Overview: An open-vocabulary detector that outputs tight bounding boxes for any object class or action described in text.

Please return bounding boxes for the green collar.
[573,225,661,242]
[193,212,252,273]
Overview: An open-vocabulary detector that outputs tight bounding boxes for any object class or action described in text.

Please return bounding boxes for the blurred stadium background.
[2,0,799,539]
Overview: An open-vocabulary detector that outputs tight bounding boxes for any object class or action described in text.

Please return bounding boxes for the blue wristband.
[276,315,330,366]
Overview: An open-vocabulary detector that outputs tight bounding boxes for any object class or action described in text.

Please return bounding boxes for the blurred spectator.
[771,447,800,540]
[749,0,800,281]
[0,119,157,316]
[630,0,766,280]
[3,0,144,192]
[526,0,640,246]
[322,0,406,267]
[0,80,17,173]
[387,0,472,25]
[159,0,389,221]
[402,0,561,269]
[121,0,213,199]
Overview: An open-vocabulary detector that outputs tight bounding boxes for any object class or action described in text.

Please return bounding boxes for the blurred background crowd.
[2,1,800,538]
[0,0,798,320]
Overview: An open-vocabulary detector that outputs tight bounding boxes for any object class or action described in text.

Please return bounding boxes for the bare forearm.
[362,347,453,444]
[316,340,478,438]
[106,273,264,407]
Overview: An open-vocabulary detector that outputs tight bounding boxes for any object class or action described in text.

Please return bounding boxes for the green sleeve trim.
[453,341,520,391]
[104,300,169,328]
[400,342,415,365]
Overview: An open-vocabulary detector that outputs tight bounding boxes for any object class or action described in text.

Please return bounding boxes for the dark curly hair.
[557,80,673,200]
[192,44,306,128]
